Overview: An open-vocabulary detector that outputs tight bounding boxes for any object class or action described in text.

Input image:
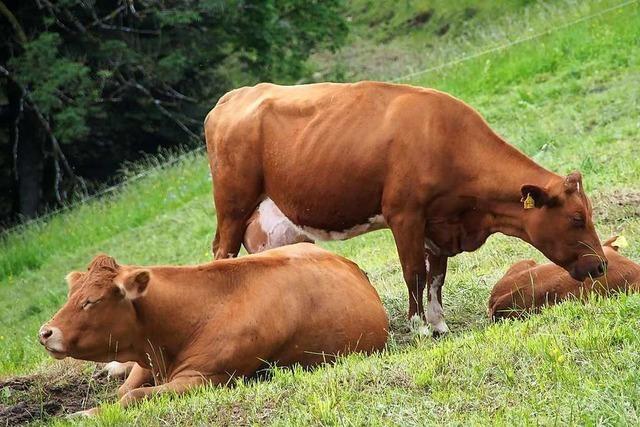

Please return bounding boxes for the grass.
[70,295,640,425]
[313,0,633,82]
[1,0,640,424]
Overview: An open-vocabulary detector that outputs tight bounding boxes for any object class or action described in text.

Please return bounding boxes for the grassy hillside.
[1,0,640,424]
[314,0,635,81]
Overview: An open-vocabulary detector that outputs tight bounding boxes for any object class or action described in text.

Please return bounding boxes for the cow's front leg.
[69,364,151,418]
[118,374,227,408]
[388,212,427,319]
[425,253,449,336]
[117,363,155,399]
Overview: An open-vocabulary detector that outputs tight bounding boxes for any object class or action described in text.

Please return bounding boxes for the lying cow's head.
[38,255,149,362]
[521,171,606,281]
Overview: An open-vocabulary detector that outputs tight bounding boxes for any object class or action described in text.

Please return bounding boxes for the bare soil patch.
[406,10,433,28]
[593,189,640,225]
[0,361,115,425]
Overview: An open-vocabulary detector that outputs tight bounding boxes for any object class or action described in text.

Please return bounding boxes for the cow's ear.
[118,269,151,300]
[520,185,550,209]
[564,171,583,193]
[65,271,84,297]
[603,235,627,252]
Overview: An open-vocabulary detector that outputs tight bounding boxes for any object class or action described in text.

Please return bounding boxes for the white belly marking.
[257,198,385,244]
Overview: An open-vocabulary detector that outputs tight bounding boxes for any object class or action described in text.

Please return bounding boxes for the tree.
[0,0,347,225]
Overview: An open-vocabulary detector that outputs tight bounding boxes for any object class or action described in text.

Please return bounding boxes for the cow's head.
[521,171,606,280]
[38,255,149,362]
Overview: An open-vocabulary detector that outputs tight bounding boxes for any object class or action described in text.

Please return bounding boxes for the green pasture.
[1,0,639,424]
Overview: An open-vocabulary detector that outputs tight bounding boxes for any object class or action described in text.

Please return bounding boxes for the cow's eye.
[82,299,101,310]
[571,215,585,228]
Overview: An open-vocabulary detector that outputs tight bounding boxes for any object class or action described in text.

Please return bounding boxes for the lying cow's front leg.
[425,253,449,336]
[118,374,228,408]
[70,364,155,417]
[117,363,155,399]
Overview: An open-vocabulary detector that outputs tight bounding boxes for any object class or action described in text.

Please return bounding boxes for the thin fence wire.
[390,0,638,82]
[2,0,637,238]
[1,146,206,237]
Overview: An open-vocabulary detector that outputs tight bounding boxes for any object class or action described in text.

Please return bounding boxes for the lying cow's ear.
[602,236,618,250]
[118,269,151,300]
[65,271,84,297]
[603,235,628,252]
[520,185,549,209]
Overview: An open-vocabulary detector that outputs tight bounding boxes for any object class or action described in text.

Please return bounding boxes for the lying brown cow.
[38,244,388,414]
[204,81,606,334]
[489,236,640,320]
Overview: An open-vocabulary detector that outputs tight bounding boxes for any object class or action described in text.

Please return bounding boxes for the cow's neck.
[468,134,559,245]
[128,276,223,371]
[484,199,535,243]
[129,303,182,371]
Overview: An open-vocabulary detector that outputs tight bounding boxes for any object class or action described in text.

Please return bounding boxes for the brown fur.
[39,244,388,413]
[489,237,640,320]
[204,81,605,329]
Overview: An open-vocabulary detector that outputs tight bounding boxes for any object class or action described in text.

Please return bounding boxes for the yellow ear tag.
[523,193,535,209]
[613,235,629,248]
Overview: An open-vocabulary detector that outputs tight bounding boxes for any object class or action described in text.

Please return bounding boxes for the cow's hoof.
[68,407,99,418]
[430,321,450,338]
[408,315,449,338]
[417,324,431,336]
[431,329,448,339]
[408,314,428,335]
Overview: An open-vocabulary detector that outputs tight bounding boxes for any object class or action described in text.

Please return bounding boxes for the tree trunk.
[15,108,45,219]
[7,80,46,220]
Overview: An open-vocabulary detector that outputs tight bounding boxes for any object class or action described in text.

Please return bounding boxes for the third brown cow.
[489,236,640,320]
[204,81,606,335]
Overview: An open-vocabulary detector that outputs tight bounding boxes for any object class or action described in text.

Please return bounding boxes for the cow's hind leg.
[214,208,257,259]
[212,227,221,257]
[211,171,262,259]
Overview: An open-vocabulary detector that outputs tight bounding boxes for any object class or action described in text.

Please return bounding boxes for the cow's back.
[204,81,468,230]
[488,262,575,319]
[197,243,388,368]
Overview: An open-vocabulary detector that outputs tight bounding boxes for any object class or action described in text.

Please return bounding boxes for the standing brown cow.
[38,244,388,415]
[489,236,640,320]
[204,81,606,335]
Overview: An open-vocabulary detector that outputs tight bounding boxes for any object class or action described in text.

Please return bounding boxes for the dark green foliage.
[0,0,347,224]
[9,32,97,142]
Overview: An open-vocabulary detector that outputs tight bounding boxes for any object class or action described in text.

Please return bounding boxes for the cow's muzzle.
[571,257,608,281]
[38,324,66,359]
